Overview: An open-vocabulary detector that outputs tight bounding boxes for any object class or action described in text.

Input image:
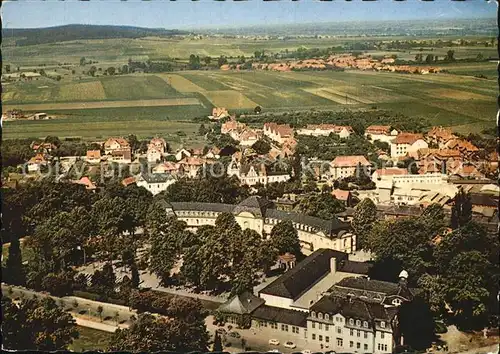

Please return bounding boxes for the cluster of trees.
[354,192,499,332]
[296,192,346,220]
[146,205,301,295]
[2,296,79,351]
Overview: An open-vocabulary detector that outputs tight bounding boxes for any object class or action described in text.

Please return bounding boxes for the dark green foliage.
[399,297,436,350]
[296,193,346,220]
[4,236,26,285]
[213,331,223,352]
[351,198,378,249]
[269,220,302,257]
[450,189,472,229]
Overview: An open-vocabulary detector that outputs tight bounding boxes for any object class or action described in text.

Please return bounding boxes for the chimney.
[330,257,337,274]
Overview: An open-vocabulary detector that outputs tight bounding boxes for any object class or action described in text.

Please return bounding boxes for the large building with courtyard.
[164,196,356,254]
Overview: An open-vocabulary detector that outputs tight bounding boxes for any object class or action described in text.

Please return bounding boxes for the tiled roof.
[374,168,408,177]
[86,150,101,159]
[310,295,393,321]
[218,291,265,315]
[331,155,370,167]
[233,196,273,217]
[331,277,418,301]
[259,249,349,300]
[393,133,424,145]
[251,305,308,327]
[105,137,130,148]
[365,125,391,134]
[111,149,132,160]
[139,173,175,184]
[265,209,350,236]
[331,189,351,201]
[122,176,136,187]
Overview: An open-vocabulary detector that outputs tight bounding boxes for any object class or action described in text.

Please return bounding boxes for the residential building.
[425,126,457,148]
[147,144,163,163]
[227,160,291,186]
[297,124,354,139]
[72,176,97,191]
[122,176,136,187]
[204,147,221,160]
[209,107,230,120]
[169,196,357,254]
[149,137,167,153]
[152,161,183,175]
[263,123,294,144]
[331,189,353,206]
[178,156,209,178]
[330,155,371,179]
[26,154,48,173]
[86,150,102,164]
[390,133,428,158]
[371,168,408,185]
[364,125,399,143]
[104,137,130,155]
[109,149,132,164]
[136,173,176,195]
[175,148,191,161]
[31,141,56,153]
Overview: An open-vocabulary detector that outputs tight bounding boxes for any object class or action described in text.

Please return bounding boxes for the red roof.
[331,155,370,167]
[122,176,136,187]
[393,133,424,145]
[365,125,391,134]
[331,189,351,201]
[86,150,101,159]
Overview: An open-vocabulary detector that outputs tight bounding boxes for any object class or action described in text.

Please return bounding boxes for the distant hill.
[2,24,190,46]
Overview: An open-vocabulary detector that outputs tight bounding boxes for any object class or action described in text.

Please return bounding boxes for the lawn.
[69,326,113,352]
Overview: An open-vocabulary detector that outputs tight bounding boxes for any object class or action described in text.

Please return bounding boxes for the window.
[319,335,323,342]
[357,342,361,349]
[381,332,385,339]
[312,322,316,329]
[364,332,368,339]
[356,320,361,327]
[312,334,316,340]
[363,321,368,328]
[292,326,300,334]
[392,298,402,306]
[311,311,316,318]
[364,344,368,350]
[381,321,386,328]
[318,312,323,320]
[270,322,278,329]
[337,327,342,334]
[350,341,354,348]
[325,324,329,331]
[336,338,343,347]
[350,329,354,336]
[349,319,354,325]
[319,323,322,330]
[357,330,360,337]
[384,344,388,352]
[325,314,329,321]
[281,324,289,332]
[325,336,330,343]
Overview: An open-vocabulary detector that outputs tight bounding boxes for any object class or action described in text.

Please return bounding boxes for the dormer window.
[349,319,354,325]
[392,298,402,306]
[311,311,316,318]
[318,313,323,320]
[380,321,386,328]
[363,321,368,328]
[325,314,329,321]
[356,320,361,327]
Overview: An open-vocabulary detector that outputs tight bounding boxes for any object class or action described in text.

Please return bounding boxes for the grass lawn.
[69,326,113,352]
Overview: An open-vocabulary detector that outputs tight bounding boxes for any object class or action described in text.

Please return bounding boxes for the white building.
[263,123,294,144]
[146,145,163,163]
[227,160,290,186]
[330,155,371,180]
[136,173,176,195]
[364,125,399,143]
[297,124,354,139]
[390,133,428,158]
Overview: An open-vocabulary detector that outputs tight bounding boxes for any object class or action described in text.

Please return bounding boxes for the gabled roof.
[311,295,395,322]
[365,125,391,134]
[331,276,418,302]
[393,133,424,145]
[331,155,370,168]
[86,150,101,159]
[122,176,136,187]
[259,249,349,300]
[233,196,272,217]
[139,173,174,184]
[251,305,308,327]
[266,209,350,236]
[218,291,265,315]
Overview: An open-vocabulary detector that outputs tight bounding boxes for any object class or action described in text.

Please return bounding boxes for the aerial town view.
[1,0,498,353]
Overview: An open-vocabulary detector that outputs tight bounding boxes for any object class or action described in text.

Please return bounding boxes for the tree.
[91,262,116,297]
[97,305,104,322]
[122,64,129,74]
[131,262,140,288]
[445,50,455,61]
[254,105,262,114]
[351,198,377,249]
[203,56,212,65]
[296,193,345,220]
[79,57,86,66]
[1,296,79,351]
[88,66,97,76]
[425,54,434,63]
[251,139,271,155]
[399,297,435,350]
[213,331,223,351]
[6,64,11,73]
[217,56,228,67]
[414,53,423,62]
[269,220,301,256]
[198,123,208,136]
[450,189,472,229]
[107,67,116,75]
[188,54,202,70]
[4,236,26,285]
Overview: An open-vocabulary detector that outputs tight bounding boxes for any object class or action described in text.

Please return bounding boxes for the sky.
[1,0,497,30]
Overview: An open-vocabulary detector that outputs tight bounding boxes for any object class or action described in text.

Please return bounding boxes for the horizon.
[1,0,496,30]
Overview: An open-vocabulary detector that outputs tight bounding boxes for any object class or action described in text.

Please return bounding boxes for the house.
[209,107,230,120]
[178,156,208,178]
[26,154,48,173]
[263,123,294,144]
[426,126,457,148]
[330,155,371,179]
[146,144,163,163]
[204,147,221,160]
[136,173,176,195]
[390,133,428,158]
[122,176,136,187]
[86,150,102,164]
[175,148,191,161]
[331,189,353,206]
[227,160,290,186]
[149,137,167,153]
[109,149,132,164]
[72,176,97,191]
[236,129,260,146]
[221,119,239,135]
[297,124,354,139]
[171,197,356,254]
[259,249,372,311]
[444,139,479,157]
[104,137,130,155]
[152,161,183,175]
[364,126,399,143]
[371,168,408,182]
[31,141,56,153]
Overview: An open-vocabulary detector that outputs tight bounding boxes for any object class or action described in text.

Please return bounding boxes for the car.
[228,331,241,338]
[267,350,280,353]
[268,339,280,346]
[284,342,297,349]
[302,350,312,354]
[216,328,227,335]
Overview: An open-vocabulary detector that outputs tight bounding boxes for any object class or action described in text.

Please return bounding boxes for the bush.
[435,321,447,334]
[73,290,100,301]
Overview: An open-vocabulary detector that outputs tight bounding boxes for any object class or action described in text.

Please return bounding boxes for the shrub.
[73,290,100,301]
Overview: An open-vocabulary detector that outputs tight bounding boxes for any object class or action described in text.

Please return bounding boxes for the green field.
[69,326,112,352]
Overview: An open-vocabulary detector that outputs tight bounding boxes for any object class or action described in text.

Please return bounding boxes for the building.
[72,176,97,191]
[169,196,357,254]
[204,147,221,160]
[425,126,457,148]
[26,154,48,173]
[390,133,428,158]
[330,155,371,180]
[109,149,132,164]
[371,168,408,185]
[86,150,102,164]
[122,176,136,187]
[365,126,399,143]
[175,148,191,161]
[104,137,130,155]
[152,161,183,175]
[263,123,294,144]
[227,160,291,186]
[259,249,371,311]
[147,145,163,163]
[149,137,167,153]
[297,124,354,139]
[209,107,230,120]
[178,156,209,178]
[331,189,353,206]
[136,173,176,195]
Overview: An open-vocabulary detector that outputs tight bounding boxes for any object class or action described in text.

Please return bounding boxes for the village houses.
[390,133,428,158]
[330,155,372,180]
[297,124,354,139]
[136,172,176,195]
[264,123,294,144]
[364,125,399,143]
[85,150,102,164]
